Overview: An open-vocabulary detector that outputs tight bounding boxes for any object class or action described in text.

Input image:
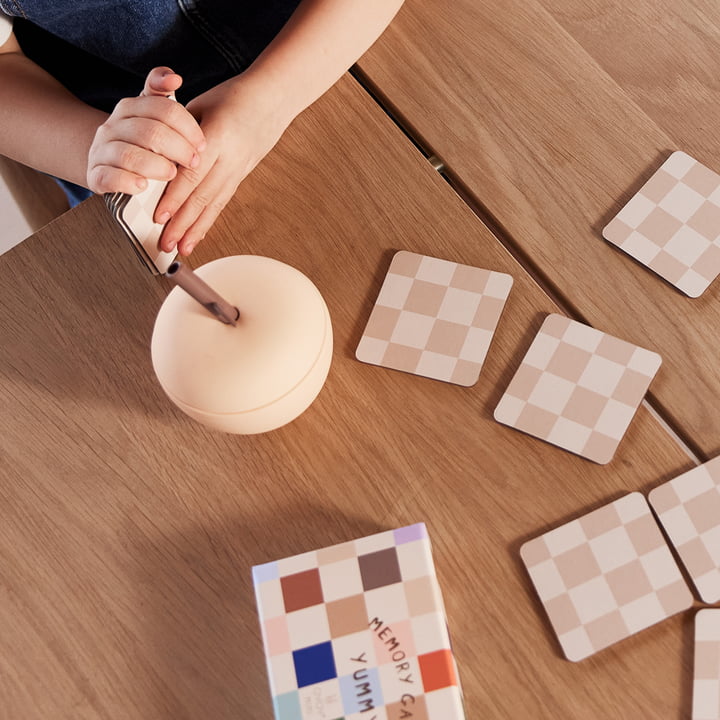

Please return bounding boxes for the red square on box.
[419,649,458,692]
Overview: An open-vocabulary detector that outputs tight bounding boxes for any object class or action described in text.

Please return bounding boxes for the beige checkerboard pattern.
[521,493,693,662]
[603,151,720,297]
[355,251,513,386]
[649,456,720,603]
[494,314,661,464]
[693,610,720,720]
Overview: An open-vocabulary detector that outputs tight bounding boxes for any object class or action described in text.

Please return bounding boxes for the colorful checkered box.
[649,456,720,603]
[521,493,693,662]
[253,523,465,720]
[693,609,720,720]
[356,251,512,386]
[494,314,661,464]
[603,151,720,297]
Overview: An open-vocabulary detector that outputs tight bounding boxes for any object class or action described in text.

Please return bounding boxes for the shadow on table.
[129,502,385,720]
[0,194,179,419]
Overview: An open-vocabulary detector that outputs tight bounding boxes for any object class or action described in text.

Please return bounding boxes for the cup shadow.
[128,504,386,719]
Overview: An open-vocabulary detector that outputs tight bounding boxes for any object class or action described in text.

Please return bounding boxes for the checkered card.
[356,251,512,386]
[603,151,720,297]
[105,178,177,275]
[253,523,465,720]
[521,493,693,662]
[694,610,720,720]
[649,456,720,603]
[104,91,178,275]
[494,314,661,464]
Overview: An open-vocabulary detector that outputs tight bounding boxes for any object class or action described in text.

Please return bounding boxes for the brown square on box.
[327,594,369,638]
[359,547,402,591]
[281,568,324,613]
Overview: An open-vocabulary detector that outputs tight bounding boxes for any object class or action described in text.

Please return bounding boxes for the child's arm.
[156,0,405,255]
[0,35,204,195]
[246,0,407,129]
[0,31,107,188]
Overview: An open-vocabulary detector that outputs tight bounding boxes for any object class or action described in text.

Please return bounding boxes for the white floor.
[0,173,33,255]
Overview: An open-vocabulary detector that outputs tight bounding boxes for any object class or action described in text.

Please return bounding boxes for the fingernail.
[136,177,148,190]
[157,211,171,224]
[190,153,200,169]
[197,140,207,152]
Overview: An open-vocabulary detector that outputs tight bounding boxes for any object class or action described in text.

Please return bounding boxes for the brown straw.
[165,262,239,326]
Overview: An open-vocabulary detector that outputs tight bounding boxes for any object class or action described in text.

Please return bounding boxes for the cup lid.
[151,256,331,415]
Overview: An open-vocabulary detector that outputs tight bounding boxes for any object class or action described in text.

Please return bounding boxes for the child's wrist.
[239,61,305,129]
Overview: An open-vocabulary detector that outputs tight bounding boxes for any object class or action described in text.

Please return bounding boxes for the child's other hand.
[155,73,291,256]
[86,67,206,195]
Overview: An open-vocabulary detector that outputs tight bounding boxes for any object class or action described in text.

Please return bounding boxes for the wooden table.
[0,75,699,719]
[356,0,720,459]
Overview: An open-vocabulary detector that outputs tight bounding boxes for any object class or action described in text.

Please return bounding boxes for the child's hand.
[154,73,291,256]
[86,67,206,195]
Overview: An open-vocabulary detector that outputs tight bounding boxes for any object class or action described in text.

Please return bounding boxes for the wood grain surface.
[0,76,695,719]
[541,0,720,160]
[356,0,720,459]
[0,155,69,233]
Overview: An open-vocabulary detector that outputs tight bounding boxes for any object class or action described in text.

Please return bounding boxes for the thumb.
[141,66,182,98]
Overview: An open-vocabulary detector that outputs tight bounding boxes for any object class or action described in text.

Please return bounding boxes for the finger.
[91,140,178,182]
[87,164,149,195]
[112,97,206,152]
[159,165,234,252]
[107,116,202,171]
[155,169,214,251]
[154,161,206,233]
[174,189,234,256]
[141,66,182,98]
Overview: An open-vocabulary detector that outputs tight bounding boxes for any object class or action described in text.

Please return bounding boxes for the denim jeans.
[0,0,301,204]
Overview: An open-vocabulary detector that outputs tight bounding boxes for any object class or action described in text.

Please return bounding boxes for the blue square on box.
[292,641,337,688]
